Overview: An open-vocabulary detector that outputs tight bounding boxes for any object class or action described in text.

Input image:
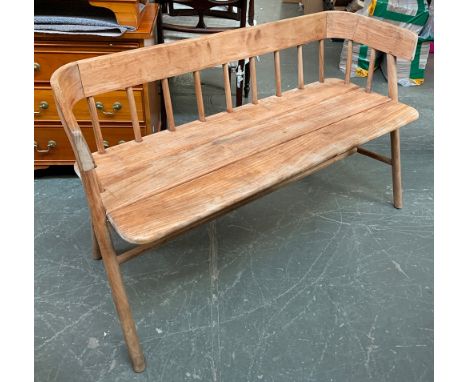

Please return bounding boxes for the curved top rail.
[326,11,417,60]
[51,11,417,102]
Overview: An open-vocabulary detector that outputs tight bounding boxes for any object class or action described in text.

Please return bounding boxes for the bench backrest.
[51,11,417,203]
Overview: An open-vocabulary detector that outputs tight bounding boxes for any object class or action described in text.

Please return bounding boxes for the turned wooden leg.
[390,129,402,209]
[94,221,146,372]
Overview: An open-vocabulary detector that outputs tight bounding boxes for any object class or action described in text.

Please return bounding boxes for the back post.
[162,78,176,131]
[297,45,304,89]
[344,40,353,84]
[87,96,106,154]
[249,57,258,104]
[223,63,234,112]
[274,51,282,97]
[319,39,325,83]
[366,48,376,93]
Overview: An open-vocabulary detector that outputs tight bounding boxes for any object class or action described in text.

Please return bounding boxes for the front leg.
[93,219,146,372]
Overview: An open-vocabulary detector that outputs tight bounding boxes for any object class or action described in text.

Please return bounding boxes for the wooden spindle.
[345,40,353,84]
[193,71,205,122]
[126,87,142,142]
[161,78,175,131]
[274,50,282,97]
[297,45,304,89]
[386,53,398,100]
[366,48,376,93]
[249,57,258,104]
[223,63,233,112]
[319,39,325,83]
[87,96,106,154]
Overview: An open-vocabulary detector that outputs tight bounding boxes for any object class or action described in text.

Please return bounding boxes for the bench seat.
[93,79,418,244]
[52,11,421,371]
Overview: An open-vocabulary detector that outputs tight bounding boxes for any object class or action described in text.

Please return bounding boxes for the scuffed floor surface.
[35,1,433,381]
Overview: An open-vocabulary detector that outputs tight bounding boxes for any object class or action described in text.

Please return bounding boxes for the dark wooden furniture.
[34,1,160,169]
[51,11,418,372]
[156,0,254,106]
[89,0,150,27]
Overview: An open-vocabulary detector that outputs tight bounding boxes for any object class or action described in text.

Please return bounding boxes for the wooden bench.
[51,11,419,372]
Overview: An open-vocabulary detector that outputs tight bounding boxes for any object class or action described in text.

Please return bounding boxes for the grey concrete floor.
[35,1,434,381]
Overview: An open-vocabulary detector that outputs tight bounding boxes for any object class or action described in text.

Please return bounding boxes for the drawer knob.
[95,101,122,116]
[34,140,56,154]
[103,140,110,149]
[118,140,126,145]
[34,62,41,72]
[34,101,49,115]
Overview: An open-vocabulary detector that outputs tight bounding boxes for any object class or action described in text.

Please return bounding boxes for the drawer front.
[34,126,144,163]
[34,41,139,82]
[34,87,145,122]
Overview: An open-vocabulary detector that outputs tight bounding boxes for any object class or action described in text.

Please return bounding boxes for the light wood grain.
[126,87,143,142]
[80,169,145,372]
[366,48,376,93]
[223,64,233,112]
[93,80,357,186]
[345,40,353,84]
[326,11,417,60]
[50,12,420,373]
[87,96,106,154]
[319,39,325,83]
[74,12,416,98]
[386,53,398,100]
[96,86,417,233]
[161,78,175,131]
[51,62,85,110]
[77,12,328,97]
[274,51,282,97]
[108,101,418,244]
[297,45,304,90]
[94,80,360,200]
[193,71,205,122]
[117,147,359,260]
[249,57,258,104]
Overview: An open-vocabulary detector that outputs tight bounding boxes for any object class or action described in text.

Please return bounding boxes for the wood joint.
[356,146,392,165]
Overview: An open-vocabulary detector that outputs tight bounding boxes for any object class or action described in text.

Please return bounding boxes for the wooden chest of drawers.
[34,3,160,169]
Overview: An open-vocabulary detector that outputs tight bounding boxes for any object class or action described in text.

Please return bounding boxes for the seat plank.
[94,79,356,186]
[107,101,418,244]
[98,82,389,213]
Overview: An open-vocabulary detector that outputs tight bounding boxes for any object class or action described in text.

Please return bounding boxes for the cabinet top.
[35,3,159,42]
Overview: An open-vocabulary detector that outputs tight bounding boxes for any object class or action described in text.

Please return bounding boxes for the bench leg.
[390,129,403,209]
[94,222,146,372]
[91,221,102,260]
